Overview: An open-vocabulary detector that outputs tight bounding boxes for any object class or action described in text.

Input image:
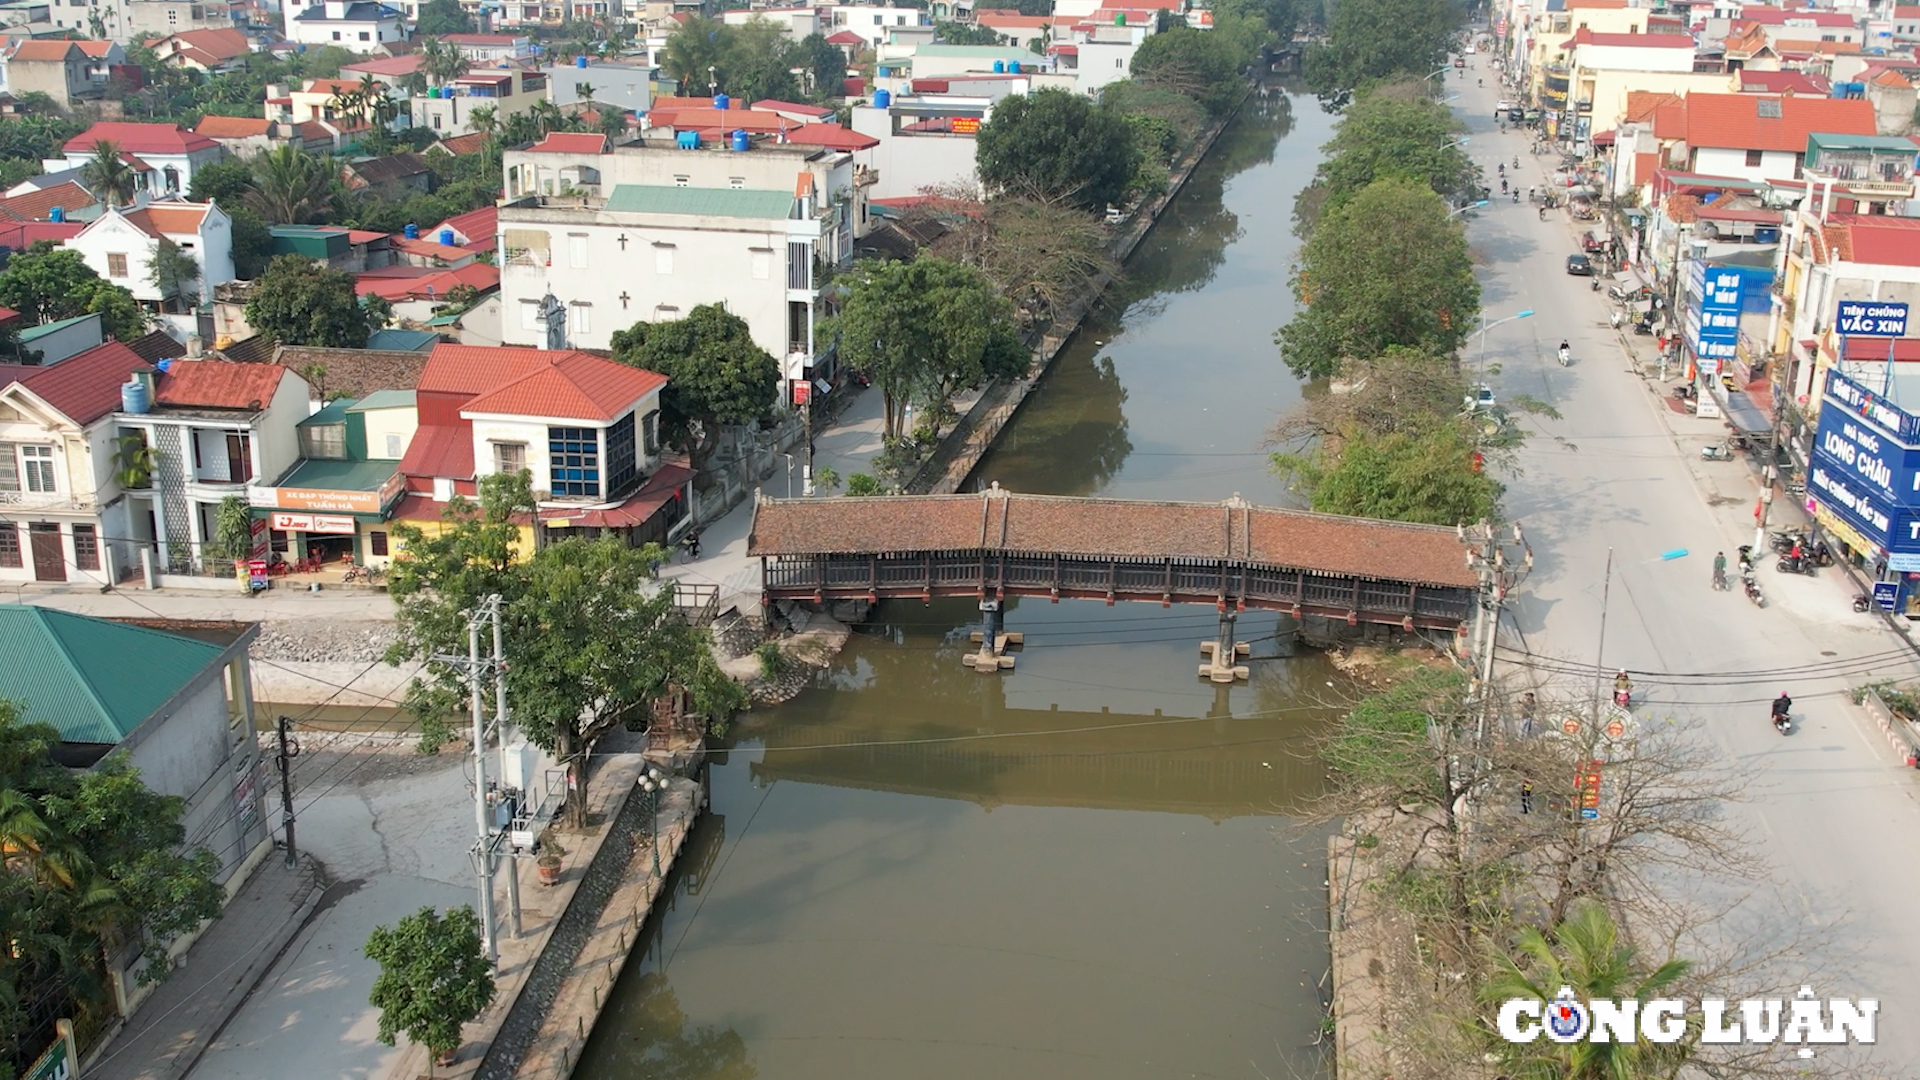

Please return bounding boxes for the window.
[0,442,15,491]
[432,476,454,501]
[568,234,589,269]
[359,30,370,39]
[548,426,600,497]
[332,30,341,39]
[0,523,17,568]
[431,113,443,129]
[72,524,98,570]
[300,423,346,459]
[570,301,591,335]
[643,410,660,455]
[1116,57,1124,67]
[872,13,880,23]
[21,445,54,493]
[494,442,526,474]
[655,243,675,274]
[385,433,403,458]
[107,252,128,278]
[520,300,542,330]
[226,431,253,483]
[788,242,811,290]
[605,411,636,494]
[504,228,550,266]
[1745,149,1764,167]
[369,530,388,556]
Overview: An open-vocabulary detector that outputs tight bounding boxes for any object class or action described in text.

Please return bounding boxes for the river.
[577,89,1351,1080]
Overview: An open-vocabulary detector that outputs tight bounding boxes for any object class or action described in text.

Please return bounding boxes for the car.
[1508,106,1526,122]
[1496,99,1513,115]
[1566,253,1593,276]
[1464,384,1496,412]
[1465,44,1477,54]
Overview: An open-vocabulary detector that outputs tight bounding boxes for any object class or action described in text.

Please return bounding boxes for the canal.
[578,89,1350,1080]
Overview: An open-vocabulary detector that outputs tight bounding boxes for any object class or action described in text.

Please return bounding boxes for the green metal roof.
[273,456,397,492]
[297,398,358,427]
[365,329,439,353]
[347,389,417,411]
[20,314,99,343]
[913,44,1032,59]
[604,184,793,219]
[1807,132,1919,152]
[0,606,224,744]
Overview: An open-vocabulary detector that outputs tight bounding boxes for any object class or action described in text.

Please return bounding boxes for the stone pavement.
[85,856,327,1080]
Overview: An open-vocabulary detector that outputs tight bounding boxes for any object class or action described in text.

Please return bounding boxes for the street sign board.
[1836,300,1909,338]
[1561,717,1581,735]
[23,1023,74,1080]
[1577,760,1602,820]
[1875,581,1900,611]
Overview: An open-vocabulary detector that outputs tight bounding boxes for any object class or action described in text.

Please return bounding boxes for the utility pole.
[1591,547,1614,725]
[1464,520,1533,744]
[436,595,507,964]
[491,602,521,940]
[276,715,299,868]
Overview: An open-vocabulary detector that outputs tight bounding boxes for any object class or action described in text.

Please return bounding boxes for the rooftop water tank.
[428,86,442,98]
[1009,60,1020,73]
[404,222,419,239]
[874,88,891,108]
[993,59,1005,72]
[439,227,456,245]
[731,129,750,151]
[121,378,150,415]
[48,206,63,222]
[715,92,731,111]
[1116,11,1126,24]
[1832,83,1849,98]
[156,358,171,373]
[576,54,588,68]
[677,130,701,150]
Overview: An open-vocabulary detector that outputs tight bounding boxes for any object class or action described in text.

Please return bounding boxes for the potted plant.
[536,838,564,886]
[208,495,255,586]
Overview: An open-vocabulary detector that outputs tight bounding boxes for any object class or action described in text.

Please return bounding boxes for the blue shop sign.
[1809,450,1899,549]
[1813,410,1920,505]
[1836,300,1909,338]
[1825,368,1920,444]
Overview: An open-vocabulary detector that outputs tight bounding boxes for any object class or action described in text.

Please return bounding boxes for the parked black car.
[1566,253,1593,276]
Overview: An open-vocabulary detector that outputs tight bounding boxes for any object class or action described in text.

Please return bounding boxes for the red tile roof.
[826,29,865,43]
[462,355,665,421]
[525,131,608,154]
[1736,6,1856,26]
[63,122,217,156]
[73,41,117,58]
[8,40,80,62]
[0,182,94,223]
[651,108,790,133]
[1823,215,1920,267]
[843,76,867,96]
[342,52,424,76]
[976,12,1052,26]
[434,204,495,246]
[352,263,498,302]
[119,203,214,238]
[159,28,250,61]
[750,99,833,118]
[1565,26,1697,47]
[194,115,273,138]
[429,131,490,156]
[0,342,152,425]
[781,123,880,151]
[396,423,474,480]
[1736,69,1830,94]
[0,221,84,249]
[1676,92,1875,152]
[152,358,286,409]
[649,95,716,111]
[536,463,692,527]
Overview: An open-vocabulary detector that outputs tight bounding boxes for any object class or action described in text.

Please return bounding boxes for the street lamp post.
[638,767,665,880]
[781,453,794,499]
[1475,308,1536,370]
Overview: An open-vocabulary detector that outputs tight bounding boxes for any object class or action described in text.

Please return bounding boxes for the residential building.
[1772,210,1920,424]
[123,0,241,41]
[825,3,929,49]
[70,201,236,313]
[392,342,690,551]
[340,151,433,197]
[496,133,862,392]
[6,40,95,109]
[722,6,819,37]
[73,39,125,88]
[1652,92,1879,183]
[43,122,223,198]
[283,0,404,49]
[0,178,96,222]
[21,313,107,366]
[542,59,655,114]
[0,341,155,584]
[193,115,336,158]
[850,78,1025,198]
[438,32,532,62]
[247,389,411,566]
[0,606,269,1010]
[267,223,394,272]
[354,261,499,323]
[116,357,310,577]
[267,77,385,127]
[339,51,422,82]
[148,27,251,72]
[409,68,548,137]
[975,11,1052,50]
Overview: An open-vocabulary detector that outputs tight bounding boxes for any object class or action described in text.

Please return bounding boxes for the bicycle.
[342,562,383,586]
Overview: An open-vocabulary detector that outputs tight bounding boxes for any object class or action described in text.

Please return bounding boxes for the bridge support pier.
[962,599,1021,672]
[1198,610,1250,683]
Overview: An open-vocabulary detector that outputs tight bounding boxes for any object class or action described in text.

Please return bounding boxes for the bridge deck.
[747,489,1481,628]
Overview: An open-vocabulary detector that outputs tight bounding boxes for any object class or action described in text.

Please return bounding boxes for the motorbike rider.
[1712,551,1728,590]
[1558,339,1571,364]
[1789,538,1805,567]
[1771,692,1793,725]
[1614,670,1632,695]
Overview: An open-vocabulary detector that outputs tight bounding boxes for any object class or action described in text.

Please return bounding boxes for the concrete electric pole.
[434,594,511,964]
[1463,520,1533,744]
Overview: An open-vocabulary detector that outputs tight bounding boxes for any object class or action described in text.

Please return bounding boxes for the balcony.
[854,165,879,188]
[0,490,95,512]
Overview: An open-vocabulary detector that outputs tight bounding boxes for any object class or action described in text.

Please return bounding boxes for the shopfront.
[249,467,406,568]
[1806,368,1920,615]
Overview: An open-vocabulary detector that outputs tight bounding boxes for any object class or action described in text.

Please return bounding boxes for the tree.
[1129,27,1243,116]
[916,192,1120,330]
[420,37,470,87]
[0,242,145,340]
[790,33,848,104]
[1295,82,1476,234]
[244,254,381,347]
[208,495,254,564]
[1275,177,1480,379]
[975,88,1136,211]
[1302,0,1461,107]
[413,0,474,37]
[825,256,1027,441]
[936,19,1003,45]
[1277,421,1501,525]
[608,304,779,474]
[245,144,336,225]
[80,140,137,207]
[364,905,495,1066]
[148,237,201,313]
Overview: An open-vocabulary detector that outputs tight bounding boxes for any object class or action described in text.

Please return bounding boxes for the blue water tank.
[874,88,891,108]
[1849,81,1866,96]
[439,228,456,245]
[1832,83,1849,98]
[120,378,150,415]
[992,60,1005,72]
[156,358,171,373]
[731,129,750,151]
[714,92,731,111]
[1008,60,1020,73]
[49,205,63,222]
[677,130,701,150]
[575,54,588,68]
[404,222,419,239]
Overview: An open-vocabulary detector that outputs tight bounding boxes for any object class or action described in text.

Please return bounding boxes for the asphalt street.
[1456,67,1920,1074]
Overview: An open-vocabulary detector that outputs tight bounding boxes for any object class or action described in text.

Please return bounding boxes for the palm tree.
[328,87,366,127]
[357,72,385,126]
[420,36,469,87]
[467,104,498,137]
[1479,899,1695,1079]
[530,98,563,137]
[79,140,137,208]
[244,144,335,225]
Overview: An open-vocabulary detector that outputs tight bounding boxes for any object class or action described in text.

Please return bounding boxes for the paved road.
[1457,70,1920,1075]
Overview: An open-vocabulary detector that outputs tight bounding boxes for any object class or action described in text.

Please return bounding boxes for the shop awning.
[537,464,695,531]
[1722,389,1771,434]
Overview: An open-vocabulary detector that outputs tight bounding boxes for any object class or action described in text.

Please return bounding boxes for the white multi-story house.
[42,122,224,199]
[118,357,311,577]
[721,7,819,38]
[71,201,237,316]
[439,32,534,63]
[410,68,549,137]
[0,341,154,585]
[496,132,866,392]
[283,0,405,49]
[825,3,930,48]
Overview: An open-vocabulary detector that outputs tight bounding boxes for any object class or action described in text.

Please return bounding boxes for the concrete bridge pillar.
[1198,610,1250,683]
[962,598,1020,671]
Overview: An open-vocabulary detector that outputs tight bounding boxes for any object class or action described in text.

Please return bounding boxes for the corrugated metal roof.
[349,388,417,410]
[274,456,397,491]
[0,606,224,744]
[604,184,793,219]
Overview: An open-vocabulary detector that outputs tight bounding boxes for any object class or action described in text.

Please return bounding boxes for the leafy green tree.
[244,254,381,347]
[0,242,146,340]
[936,19,1003,44]
[188,158,255,204]
[420,37,470,87]
[1100,80,1207,157]
[1295,82,1475,234]
[607,304,780,475]
[80,140,137,208]
[245,144,336,225]
[1277,421,1500,525]
[1275,177,1480,379]
[364,906,495,1064]
[660,17,729,94]
[975,88,1136,210]
[1302,0,1462,107]
[413,0,474,36]
[148,238,202,313]
[825,256,1028,441]
[844,473,883,496]
[790,32,848,103]
[1129,27,1243,116]
[1477,900,1694,1080]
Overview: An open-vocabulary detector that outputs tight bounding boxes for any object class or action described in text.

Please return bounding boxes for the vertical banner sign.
[23,1019,77,1080]
[1577,760,1602,820]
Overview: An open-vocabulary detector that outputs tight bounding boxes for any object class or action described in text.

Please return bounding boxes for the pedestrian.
[1521,780,1533,814]
[1713,551,1727,590]
[1519,691,1536,736]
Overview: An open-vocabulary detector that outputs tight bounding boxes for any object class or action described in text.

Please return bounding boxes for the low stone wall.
[1859,687,1920,768]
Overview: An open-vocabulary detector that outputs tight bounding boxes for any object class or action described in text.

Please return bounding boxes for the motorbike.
[1512,189,1520,203]
[1854,592,1874,613]
[1773,708,1793,735]
[1538,206,1548,220]
[1632,316,1656,335]
[1701,442,1732,461]
[681,532,702,560]
[1614,686,1632,708]
[1557,346,1570,367]
[1743,571,1766,607]
[1777,554,1818,576]
[1770,530,1807,554]
[1590,278,1602,291]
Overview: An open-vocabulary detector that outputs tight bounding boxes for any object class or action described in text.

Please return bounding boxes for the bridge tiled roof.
[748,491,1479,589]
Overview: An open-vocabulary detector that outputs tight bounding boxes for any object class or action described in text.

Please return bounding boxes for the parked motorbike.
[1590,277,1602,291]
[1743,572,1766,607]
[1770,530,1807,554]
[1854,592,1874,613]
[1671,383,1696,402]
[1632,316,1657,335]
[1776,554,1818,576]
[1701,443,1732,461]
